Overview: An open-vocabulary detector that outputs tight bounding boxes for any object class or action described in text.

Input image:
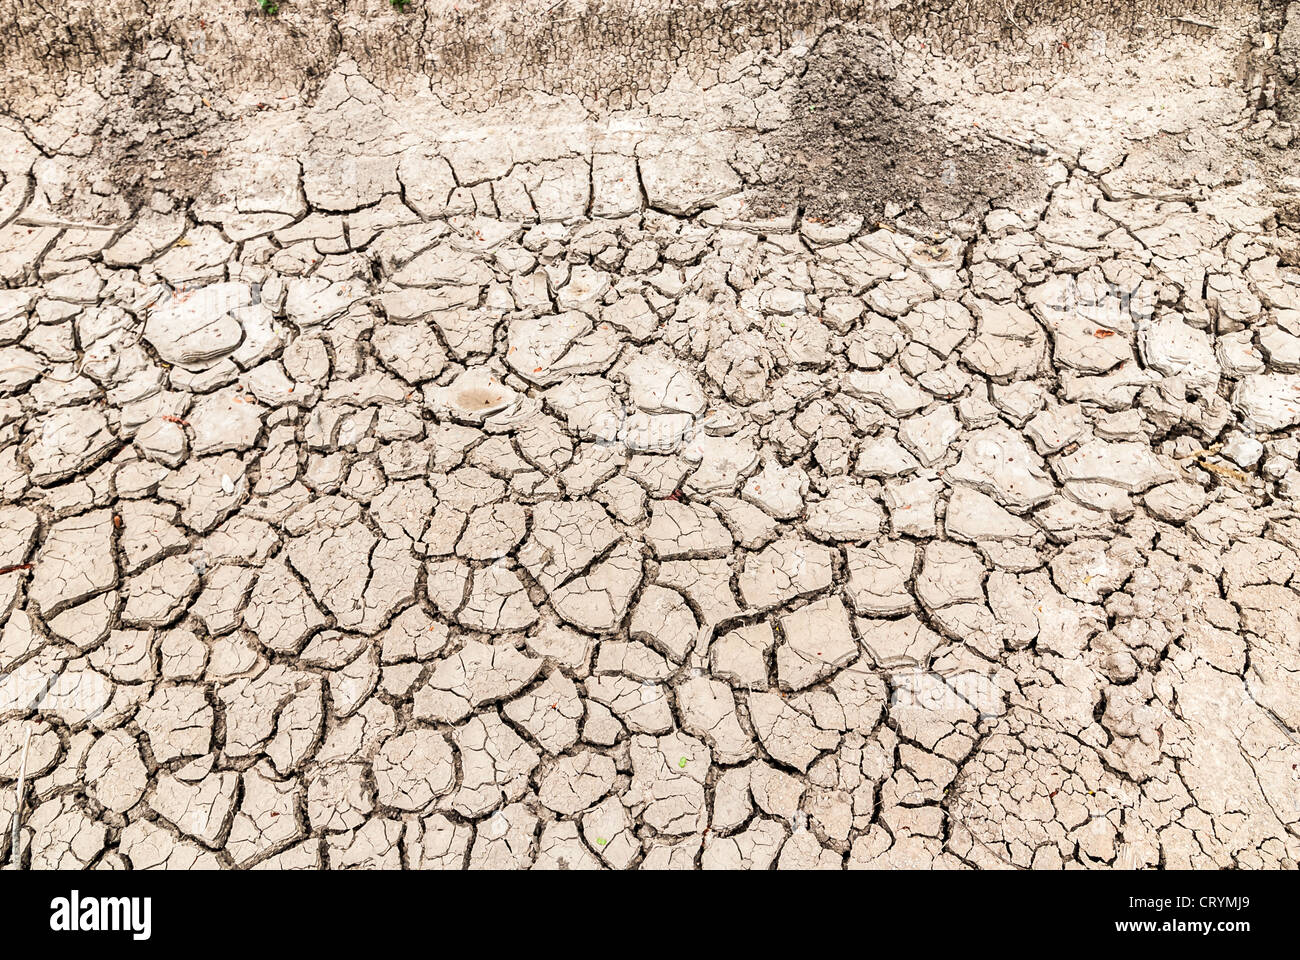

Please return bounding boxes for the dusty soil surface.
[2,1,1300,871]
[751,29,1046,227]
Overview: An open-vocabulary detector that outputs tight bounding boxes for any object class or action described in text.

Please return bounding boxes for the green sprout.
[257,0,278,13]
[391,0,410,9]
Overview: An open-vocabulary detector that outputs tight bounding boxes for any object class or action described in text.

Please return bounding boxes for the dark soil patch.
[42,48,228,221]
[93,60,226,214]
[750,28,1045,231]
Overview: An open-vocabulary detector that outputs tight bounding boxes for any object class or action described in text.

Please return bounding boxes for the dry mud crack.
[1,0,1300,870]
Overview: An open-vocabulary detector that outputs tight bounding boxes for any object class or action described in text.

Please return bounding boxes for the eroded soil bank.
[0,1,1248,110]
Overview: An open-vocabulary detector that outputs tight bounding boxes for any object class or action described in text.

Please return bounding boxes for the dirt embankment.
[5,0,1291,229]
[1,0,1248,115]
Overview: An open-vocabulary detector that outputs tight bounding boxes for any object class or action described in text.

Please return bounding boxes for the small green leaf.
[678,757,688,769]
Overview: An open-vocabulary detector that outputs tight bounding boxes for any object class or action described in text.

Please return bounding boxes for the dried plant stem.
[8,725,31,868]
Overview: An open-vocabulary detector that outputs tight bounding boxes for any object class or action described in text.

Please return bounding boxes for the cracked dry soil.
[1,0,1300,871]
[752,30,1045,225]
